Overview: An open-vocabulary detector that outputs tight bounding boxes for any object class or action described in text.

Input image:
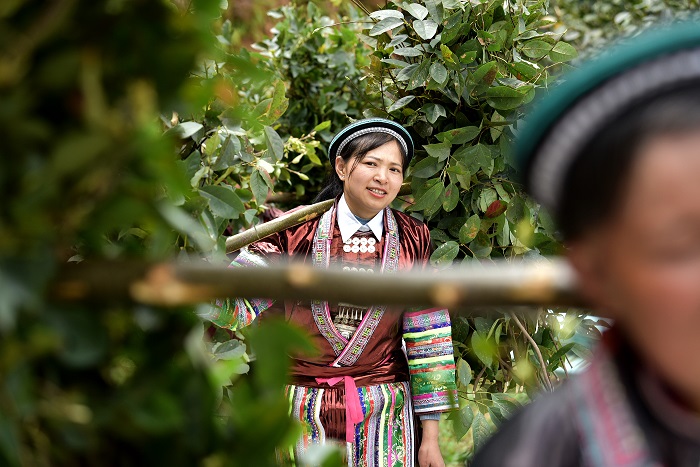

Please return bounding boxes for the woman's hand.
[418,419,446,467]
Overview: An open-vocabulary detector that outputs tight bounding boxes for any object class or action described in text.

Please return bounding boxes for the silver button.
[351,245,360,253]
[368,238,376,246]
[352,238,360,246]
[360,237,368,245]
[368,246,375,253]
[343,244,352,253]
[359,245,368,253]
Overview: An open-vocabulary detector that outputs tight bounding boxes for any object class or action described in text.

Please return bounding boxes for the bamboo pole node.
[430,283,461,309]
[286,264,315,288]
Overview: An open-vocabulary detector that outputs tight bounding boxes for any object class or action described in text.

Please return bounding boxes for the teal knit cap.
[518,21,700,213]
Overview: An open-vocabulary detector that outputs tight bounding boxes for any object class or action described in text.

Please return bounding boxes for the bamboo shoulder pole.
[225,199,333,253]
[225,184,413,253]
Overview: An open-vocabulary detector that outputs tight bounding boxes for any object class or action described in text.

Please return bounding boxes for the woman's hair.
[314,132,409,202]
[557,84,700,241]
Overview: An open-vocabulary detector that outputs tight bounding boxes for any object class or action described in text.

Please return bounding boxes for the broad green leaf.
[396,63,419,82]
[404,3,429,20]
[411,180,443,211]
[450,402,473,440]
[388,95,416,112]
[214,135,241,170]
[388,34,409,47]
[436,126,480,145]
[174,121,203,139]
[158,203,216,251]
[430,61,448,84]
[369,17,404,36]
[471,331,495,367]
[261,80,288,123]
[469,231,493,258]
[313,120,331,132]
[547,342,576,372]
[440,44,456,63]
[413,19,438,40]
[264,126,284,161]
[369,9,404,20]
[459,214,480,243]
[521,39,551,59]
[250,169,270,205]
[423,102,446,124]
[392,46,423,57]
[506,195,526,225]
[430,240,459,268]
[442,183,459,212]
[472,412,492,450]
[407,59,430,90]
[469,61,497,85]
[549,41,578,62]
[486,85,531,111]
[446,162,471,189]
[423,142,451,162]
[203,132,220,157]
[424,0,444,22]
[457,358,472,387]
[411,155,443,178]
[200,185,245,219]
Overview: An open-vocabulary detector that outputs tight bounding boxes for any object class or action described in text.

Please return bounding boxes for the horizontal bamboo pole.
[51,258,586,311]
[226,183,413,254]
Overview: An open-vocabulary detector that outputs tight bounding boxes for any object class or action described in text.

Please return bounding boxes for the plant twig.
[508,312,554,392]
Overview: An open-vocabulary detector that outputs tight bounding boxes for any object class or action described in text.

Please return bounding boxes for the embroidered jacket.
[207,204,457,416]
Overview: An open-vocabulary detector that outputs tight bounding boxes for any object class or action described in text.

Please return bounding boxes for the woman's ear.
[566,234,617,319]
[335,157,347,181]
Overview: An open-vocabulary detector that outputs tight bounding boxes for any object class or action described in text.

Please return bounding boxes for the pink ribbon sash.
[315,376,364,443]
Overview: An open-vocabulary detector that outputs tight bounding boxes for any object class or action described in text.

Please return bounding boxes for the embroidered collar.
[337,195,384,242]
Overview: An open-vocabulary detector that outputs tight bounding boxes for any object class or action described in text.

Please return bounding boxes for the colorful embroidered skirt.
[284,381,415,467]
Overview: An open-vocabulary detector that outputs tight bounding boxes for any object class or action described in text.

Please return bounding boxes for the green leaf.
[430,240,459,268]
[436,126,480,145]
[264,126,284,161]
[429,61,448,84]
[547,342,576,372]
[313,120,331,132]
[423,142,451,162]
[423,103,446,124]
[396,63,419,82]
[369,9,404,20]
[388,95,416,112]
[410,179,443,211]
[369,17,404,36]
[440,44,455,63]
[411,155,443,178]
[204,132,220,157]
[250,169,270,205]
[486,86,531,111]
[549,41,578,62]
[174,121,203,139]
[200,185,245,219]
[471,331,495,367]
[459,214,480,243]
[413,19,438,40]
[457,358,472,387]
[407,59,430,90]
[469,231,493,258]
[450,403,473,440]
[521,39,551,59]
[392,46,423,57]
[442,183,459,212]
[404,3,429,20]
[446,162,471,189]
[472,411,492,450]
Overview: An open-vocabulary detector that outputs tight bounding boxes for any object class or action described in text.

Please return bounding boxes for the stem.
[509,312,554,392]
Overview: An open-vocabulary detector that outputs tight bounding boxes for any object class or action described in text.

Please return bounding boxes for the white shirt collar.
[337,195,384,243]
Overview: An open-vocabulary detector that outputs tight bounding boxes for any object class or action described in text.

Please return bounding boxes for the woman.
[473,23,700,466]
[209,118,457,467]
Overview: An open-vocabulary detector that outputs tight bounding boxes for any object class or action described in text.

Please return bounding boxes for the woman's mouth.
[367,188,387,197]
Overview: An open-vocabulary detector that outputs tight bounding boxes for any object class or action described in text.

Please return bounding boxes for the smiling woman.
[207,118,458,467]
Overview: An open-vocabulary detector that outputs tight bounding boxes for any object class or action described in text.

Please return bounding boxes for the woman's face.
[335,140,404,219]
[569,131,700,410]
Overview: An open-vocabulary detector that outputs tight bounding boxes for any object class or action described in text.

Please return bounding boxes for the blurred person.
[472,23,700,467]
[208,118,457,467]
